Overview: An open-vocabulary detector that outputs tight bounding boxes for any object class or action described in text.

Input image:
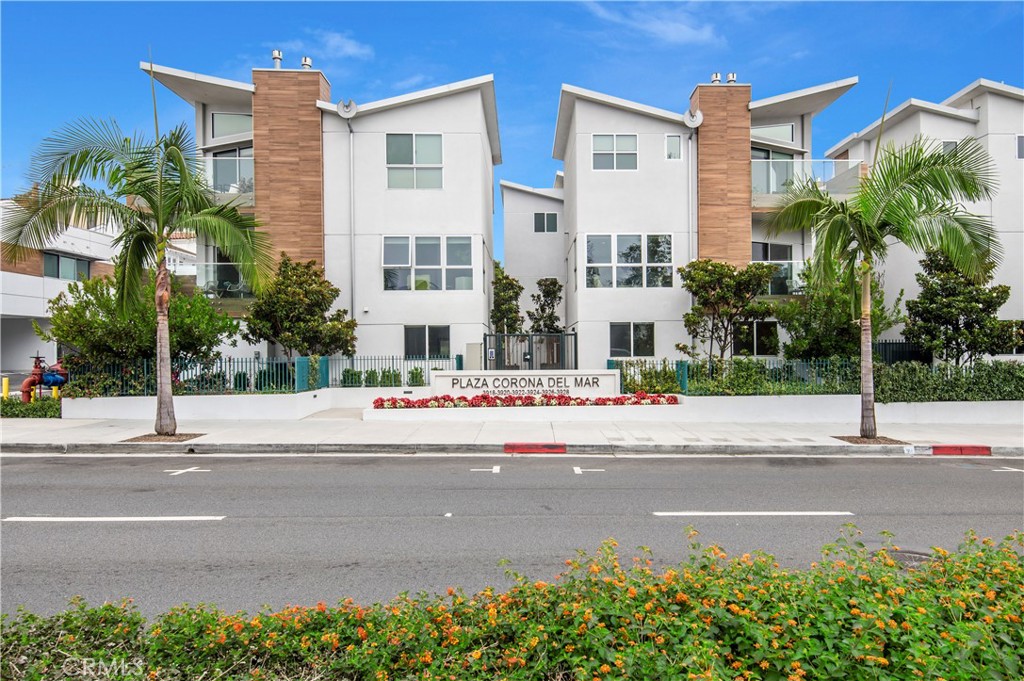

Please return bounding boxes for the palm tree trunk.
[154,258,177,435]
[859,266,877,439]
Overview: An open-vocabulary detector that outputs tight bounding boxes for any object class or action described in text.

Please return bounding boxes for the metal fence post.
[318,356,330,389]
[677,360,689,395]
[294,357,309,393]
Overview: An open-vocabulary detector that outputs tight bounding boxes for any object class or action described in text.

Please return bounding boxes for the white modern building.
[0,200,117,374]
[826,78,1024,351]
[145,56,500,361]
[504,75,860,368]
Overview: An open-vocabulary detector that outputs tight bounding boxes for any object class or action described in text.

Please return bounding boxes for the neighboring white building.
[0,200,117,373]
[146,57,500,361]
[504,75,860,368]
[826,79,1024,352]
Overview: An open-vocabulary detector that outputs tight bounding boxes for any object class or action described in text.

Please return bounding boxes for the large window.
[211,146,254,193]
[733,321,779,357]
[751,241,793,262]
[405,325,450,359]
[383,236,472,291]
[751,146,794,194]
[211,113,252,138]
[752,123,794,142]
[387,133,442,188]
[610,322,655,358]
[593,134,638,170]
[534,213,558,233]
[43,253,90,281]
[586,234,672,288]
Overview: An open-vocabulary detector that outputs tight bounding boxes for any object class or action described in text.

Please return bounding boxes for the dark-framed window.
[404,325,450,359]
[534,213,558,233]
[609,322,654,358]
[733,321,779,357]
[43,253,90,281]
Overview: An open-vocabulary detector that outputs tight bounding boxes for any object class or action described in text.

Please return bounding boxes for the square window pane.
[415,168,442,188]
[616,235,642,263]
[59,257,77,280]
[415,237,441,266]
[647,234,672,263]
[386,134,414,165]
[633,323,655,357]
[546,213,558,232]
[384,268,411,291]
[609,323,631,358]
[593,135,614,152]
[446,268,473,290]
[733,322,755,356]
[587,235,612,264]
[388,167,415,189]
[534,213,545,233]
[586,266,612,288]
[43,253,58,278]
[405,326,426,358]
[593,153,614,170]
[447,236,472,266]
[414,269,442,290]
[942,141,957,154]
[751,242,769,261]
[616,153,638,170]
[415,135,442,164]
[383,236,409,265]
[666,135,681,159]
[428,326,450,357]
[616,266,643,288]
[646,266,673,287]
[769,243,792,261]
[76,259,90,281]
[616,135,637,152]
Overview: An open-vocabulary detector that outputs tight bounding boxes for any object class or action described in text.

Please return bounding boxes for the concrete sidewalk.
[1,411,1021,456]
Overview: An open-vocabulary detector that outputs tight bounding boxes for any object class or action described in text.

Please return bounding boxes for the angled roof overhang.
[942,78,1024,107]
[750,77,858,121]
[139,62,254,108]
[499,180,564,202]
[825,98,980,158]
[317,75,502,165]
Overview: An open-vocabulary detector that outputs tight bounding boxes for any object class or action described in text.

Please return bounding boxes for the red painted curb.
[931,445,992,456]
[504,442,567,454]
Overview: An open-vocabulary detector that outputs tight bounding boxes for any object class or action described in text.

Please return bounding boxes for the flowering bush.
[373,392,680,409]
[2,528,1021,680]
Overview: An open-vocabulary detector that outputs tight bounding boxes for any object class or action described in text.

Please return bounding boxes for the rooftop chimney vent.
[710,72,721,84]
[726,72,737,83]
[301,56,313,70]
[271,50,283,69]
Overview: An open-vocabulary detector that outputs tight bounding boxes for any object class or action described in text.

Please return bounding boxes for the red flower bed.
[372,392,679,409]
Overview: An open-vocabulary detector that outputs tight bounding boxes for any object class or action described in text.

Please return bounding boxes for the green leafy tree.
[34,275,238,365]
[242,253,357,358]
[491,262,524,334]
[904,249,1015,367]
[527,278,564,333]
[768,136,999,437]
[2,92,273,434]
[775,268,904,360]
[676,260,778,361]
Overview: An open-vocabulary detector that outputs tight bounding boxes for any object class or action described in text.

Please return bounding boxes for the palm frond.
[113,229,157,313]
[175,207,274,293]
[30,118,150,188]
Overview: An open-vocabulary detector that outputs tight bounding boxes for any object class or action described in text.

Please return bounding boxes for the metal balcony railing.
[205,157,254,206]
[752,159,862,195]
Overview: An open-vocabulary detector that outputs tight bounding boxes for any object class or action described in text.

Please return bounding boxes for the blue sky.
[2,1,1022,261]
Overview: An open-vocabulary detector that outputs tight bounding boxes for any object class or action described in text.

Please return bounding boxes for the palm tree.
[767,137,999,438]
[2,119,273,435]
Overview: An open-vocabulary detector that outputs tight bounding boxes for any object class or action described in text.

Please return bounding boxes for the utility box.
[464,342,483,370]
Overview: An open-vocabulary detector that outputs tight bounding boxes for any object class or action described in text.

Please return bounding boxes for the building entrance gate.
[483,333,578,371]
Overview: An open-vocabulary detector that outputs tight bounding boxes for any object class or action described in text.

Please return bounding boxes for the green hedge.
[0,397,61,419]
[2,529,1021,680]
[875,361,1024,403]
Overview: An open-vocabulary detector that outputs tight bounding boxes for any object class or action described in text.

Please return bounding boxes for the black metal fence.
[873,340,933,365]
[483,333,578,371]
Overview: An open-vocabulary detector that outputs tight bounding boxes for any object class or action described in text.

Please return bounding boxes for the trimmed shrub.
[407,367,426,387]
[0,396,61,418]
[341,368,363,388]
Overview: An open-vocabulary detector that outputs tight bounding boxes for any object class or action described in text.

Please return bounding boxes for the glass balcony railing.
[195,262,254,299]
[205,157,255,206]
[752,159,862,196]
[756,260,805,296]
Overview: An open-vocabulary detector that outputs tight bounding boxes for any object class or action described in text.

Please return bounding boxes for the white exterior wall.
[321,89,494,359]
[568,100,692,368]
[501,186,566,325]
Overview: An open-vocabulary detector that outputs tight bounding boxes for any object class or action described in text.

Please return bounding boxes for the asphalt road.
[2,454,1022,616]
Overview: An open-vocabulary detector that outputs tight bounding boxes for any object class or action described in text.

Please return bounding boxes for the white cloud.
[584,1,719,46]
[265,29,374,66]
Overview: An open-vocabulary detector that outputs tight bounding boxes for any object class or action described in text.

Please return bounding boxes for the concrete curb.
[2,441,1022,457]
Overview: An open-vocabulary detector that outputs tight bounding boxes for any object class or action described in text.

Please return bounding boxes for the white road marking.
[991,466,1024,472]
[444,513,453,517]
[653,511,854,517]
[163,466,211,476]
[2,516,225,522]
[573,466,606,474]
[470,466,500,473]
